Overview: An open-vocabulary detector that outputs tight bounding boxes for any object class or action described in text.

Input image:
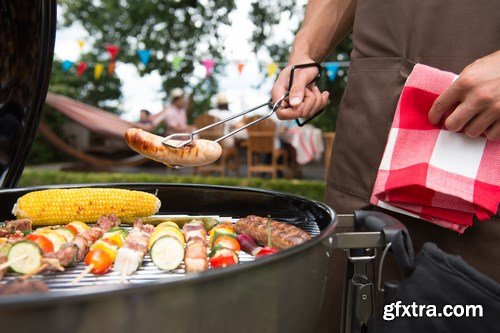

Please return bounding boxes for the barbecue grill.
[0,1,410,333]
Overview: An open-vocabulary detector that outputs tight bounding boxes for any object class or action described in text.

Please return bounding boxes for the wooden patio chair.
[246,118,289,179]
[193,114,239,176]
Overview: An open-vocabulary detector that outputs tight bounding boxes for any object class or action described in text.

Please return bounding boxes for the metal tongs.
[162,63,324,149]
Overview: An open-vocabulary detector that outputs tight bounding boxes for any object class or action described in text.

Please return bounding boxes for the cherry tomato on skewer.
[26,234,54,253]
[84,249,113,274]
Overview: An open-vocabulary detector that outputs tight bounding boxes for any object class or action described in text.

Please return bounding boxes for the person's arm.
[148,108,168,129]
[428,50,500,141]
[272,0,357,120]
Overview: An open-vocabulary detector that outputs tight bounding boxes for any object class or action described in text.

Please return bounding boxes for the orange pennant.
[108,61,116,75]
[237,62,245,75]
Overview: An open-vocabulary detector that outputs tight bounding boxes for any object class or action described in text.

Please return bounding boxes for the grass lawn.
[18,169,327,202]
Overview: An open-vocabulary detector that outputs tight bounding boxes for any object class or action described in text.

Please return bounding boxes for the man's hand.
[271,59,329,121]
[428,51,500,141]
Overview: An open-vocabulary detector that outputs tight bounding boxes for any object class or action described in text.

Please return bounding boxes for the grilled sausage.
[124,128,222,167]
[234,216,311,250]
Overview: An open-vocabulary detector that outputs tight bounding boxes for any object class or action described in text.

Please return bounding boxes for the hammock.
[41,92,151,168]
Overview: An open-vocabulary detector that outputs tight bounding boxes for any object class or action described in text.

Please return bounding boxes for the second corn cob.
[12,188,161,226]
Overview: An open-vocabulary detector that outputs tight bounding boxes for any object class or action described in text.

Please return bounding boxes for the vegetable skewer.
[114,219,154,277]
[71,227,128,284]
[208,224,239,269]
[19,215,120,279]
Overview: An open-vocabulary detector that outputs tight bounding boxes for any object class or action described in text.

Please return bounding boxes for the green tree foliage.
[59,0,236,120]
[249,1,352,131]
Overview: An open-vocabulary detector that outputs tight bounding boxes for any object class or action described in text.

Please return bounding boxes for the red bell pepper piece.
[256,246,278,257]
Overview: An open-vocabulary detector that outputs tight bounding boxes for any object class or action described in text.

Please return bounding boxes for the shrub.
[18,169,326,202]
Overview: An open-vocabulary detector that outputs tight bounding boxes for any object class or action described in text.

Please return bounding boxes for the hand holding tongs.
[162,62,324,148]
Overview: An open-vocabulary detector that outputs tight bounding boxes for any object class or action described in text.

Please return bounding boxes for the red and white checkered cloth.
[371,64,500,233]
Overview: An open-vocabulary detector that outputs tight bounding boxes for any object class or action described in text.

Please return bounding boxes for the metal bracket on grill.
[343,248,376,332]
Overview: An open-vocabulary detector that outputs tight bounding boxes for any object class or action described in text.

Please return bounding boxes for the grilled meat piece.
[133,218,154,234]
[45,214,121,268]
[46,243,79,267]
[182,220,207,242]
[182,221,208,273]
[4,219,32,232]
[96,214,120,230]
[0,280,49,295]
[0,219,32,237]
[234,215,311,250]
[184,237,208,273]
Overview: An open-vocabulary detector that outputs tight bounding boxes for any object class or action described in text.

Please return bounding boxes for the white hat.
[170,88,184,99]
[216,93,228,105]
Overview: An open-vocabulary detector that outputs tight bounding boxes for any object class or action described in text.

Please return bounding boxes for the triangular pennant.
[266,62,278,77]
[108,61,116,75]
[77,40,85,50]
[76,62,88,77]
[94,63,104,80]
[171,56,183,70]
[201,58,215,77]
[325,62,340,82]
[137,49,151,66]
[237,62,245,75]
[105,44,120,60]
[61,60,74,72]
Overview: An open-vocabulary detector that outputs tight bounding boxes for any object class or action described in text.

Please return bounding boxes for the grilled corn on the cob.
[12,188,161,226]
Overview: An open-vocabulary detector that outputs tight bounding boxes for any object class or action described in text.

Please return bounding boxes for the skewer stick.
[71,264,94,285]
[42,258,65,272]
[0,254,28,270]
[19,263,49,281]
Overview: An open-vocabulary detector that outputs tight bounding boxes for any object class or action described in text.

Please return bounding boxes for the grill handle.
[353,210,415,277]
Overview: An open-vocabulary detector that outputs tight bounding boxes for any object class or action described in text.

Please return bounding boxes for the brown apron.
[320,0,500,331]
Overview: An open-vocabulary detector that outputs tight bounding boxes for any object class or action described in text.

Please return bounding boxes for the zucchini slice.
[7,241,42,274]
[150,236,184,271]
[104,227,127,240]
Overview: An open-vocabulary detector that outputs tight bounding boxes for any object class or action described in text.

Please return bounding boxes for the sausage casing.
[234,215,311,250]
[124,128,222,167]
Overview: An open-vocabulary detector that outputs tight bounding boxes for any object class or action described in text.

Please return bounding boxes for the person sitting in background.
[137,109,153,127]
[207,93,239,148]
[162,88,195,134]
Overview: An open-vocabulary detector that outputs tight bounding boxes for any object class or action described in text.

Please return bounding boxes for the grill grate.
[2,217,320,292]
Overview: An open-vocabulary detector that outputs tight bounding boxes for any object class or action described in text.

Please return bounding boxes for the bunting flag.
[171,56,183,70]
[61,60,74,72]
[108,61,116,75]
[105,44,120,60]
[201,58,215,77]
[94,63,104,80]
[237,62,245,75]
[63,41,351,82]
[137,49,151,66]
[266,62,278,77]
[325,62,340,82]
[76,62,88,77]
